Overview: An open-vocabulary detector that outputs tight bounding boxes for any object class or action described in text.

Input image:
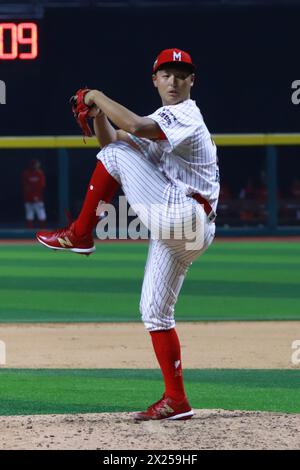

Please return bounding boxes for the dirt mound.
[1,409,300,450]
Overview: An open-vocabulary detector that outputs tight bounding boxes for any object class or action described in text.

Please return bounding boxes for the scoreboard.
[0,19,43,134]
[0,22,38,60]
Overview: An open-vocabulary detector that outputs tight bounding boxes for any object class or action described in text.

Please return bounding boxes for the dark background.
[1,4,299,134]
[0,2,299,225]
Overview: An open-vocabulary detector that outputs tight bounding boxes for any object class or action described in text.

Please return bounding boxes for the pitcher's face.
[153,65,195,106]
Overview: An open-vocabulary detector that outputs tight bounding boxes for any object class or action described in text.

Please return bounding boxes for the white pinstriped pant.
[25,202,46,221]
[97,141,216,331]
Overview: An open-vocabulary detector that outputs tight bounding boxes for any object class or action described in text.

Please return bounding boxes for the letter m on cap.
[173,51,182,62]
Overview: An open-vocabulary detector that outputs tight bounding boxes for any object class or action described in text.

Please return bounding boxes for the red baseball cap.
[153,48,195,74]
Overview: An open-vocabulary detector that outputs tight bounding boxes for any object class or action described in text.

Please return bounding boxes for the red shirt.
[22,169,46,202]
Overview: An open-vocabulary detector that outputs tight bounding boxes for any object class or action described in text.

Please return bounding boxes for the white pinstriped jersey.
[128,99,220,212]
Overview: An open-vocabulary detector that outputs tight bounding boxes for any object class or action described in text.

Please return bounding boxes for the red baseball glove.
[69,88,93,141]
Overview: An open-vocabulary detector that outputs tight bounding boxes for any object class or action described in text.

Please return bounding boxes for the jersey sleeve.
[147,104,200,152]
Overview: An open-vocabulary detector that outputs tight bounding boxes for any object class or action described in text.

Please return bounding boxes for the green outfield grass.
[0,241,299,322]
[0,369,299,415]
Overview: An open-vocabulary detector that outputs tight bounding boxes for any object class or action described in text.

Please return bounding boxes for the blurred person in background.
[22,159,47,229]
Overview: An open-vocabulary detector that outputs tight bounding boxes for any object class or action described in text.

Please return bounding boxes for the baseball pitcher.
[36,48,220,420]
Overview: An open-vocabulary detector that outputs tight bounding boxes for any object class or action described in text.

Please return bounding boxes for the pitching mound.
[1,409,300,450]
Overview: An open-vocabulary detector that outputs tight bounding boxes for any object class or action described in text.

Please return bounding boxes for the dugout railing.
[0,133,300,238]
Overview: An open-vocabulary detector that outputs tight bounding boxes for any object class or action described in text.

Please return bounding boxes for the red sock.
[74,161,120,237]
[150,328,186,402]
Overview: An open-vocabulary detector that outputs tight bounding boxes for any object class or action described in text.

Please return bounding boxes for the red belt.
[191,193,216,222]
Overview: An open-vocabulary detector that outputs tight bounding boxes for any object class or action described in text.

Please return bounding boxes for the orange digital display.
[0,22,38,60]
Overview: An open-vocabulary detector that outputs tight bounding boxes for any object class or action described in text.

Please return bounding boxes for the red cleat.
[36,222,95,255]
[133,395,194,421]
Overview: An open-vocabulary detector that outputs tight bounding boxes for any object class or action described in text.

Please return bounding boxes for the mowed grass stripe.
[0,242,299,322]
[0,253,299,264]
[0,252,147,263]
[0,289,141,321]
[175,295,300,320]
[0,369,299,415]
[1,286,299,321]
[1,241,300,257]
[0,277,299,299]
[1,240,300,250]
[1,242,299,268]
[1,262,300,283]
[1,265,145,279]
